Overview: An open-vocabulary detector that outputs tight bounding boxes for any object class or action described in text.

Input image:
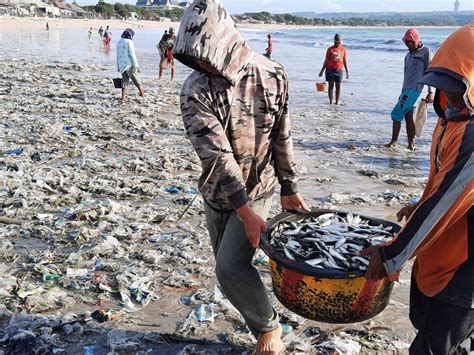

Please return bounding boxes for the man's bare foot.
[407,144,416,151]
[138,86,145,97]
[253,326,284,355]
[384,141,397,148]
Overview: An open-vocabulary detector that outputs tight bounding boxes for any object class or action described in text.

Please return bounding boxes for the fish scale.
[270,213,394,272]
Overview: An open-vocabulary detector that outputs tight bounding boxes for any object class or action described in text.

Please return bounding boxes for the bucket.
[113,78,122,89]
[316,82,327,92]
[260,209,400,323]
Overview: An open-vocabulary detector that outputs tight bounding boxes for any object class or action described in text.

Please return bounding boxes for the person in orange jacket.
[361,23,473,354]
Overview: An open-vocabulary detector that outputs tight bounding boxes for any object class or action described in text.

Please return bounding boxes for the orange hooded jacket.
[381,23,474,308]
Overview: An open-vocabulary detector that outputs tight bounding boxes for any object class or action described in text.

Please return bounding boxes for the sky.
[220,0,474,13]
[74,0,474,13]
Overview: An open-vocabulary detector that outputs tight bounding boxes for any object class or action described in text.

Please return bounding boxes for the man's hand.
[346,73,350,80]
[358,246,387,280]
[425,92,434,103]
[281,193,310,213]
[236,203,267,249]
[319,70,324,77]
[396,204,417,222]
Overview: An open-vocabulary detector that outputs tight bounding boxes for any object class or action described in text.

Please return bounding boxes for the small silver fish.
[270,213,395,272]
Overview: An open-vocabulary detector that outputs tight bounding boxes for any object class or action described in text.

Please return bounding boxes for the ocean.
[0,25,459,172]
[0,26,456,111]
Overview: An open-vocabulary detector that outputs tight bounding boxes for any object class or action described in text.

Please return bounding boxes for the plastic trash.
[187,187,199,195]
[83,345,95,355]
[189,304,216,322]
[107,329,140,352]
[415,99,428,137]
[91,309,109,323]
[30,152,41,162]
[148,234,172,242]
[5,147,24,155]
[17,286,44,299]
[66,268,89,277]
[42,274,61,282]
[94,260,104,271]
[164,185,182,194]
[280,323,293,334]
[316,336,362,355]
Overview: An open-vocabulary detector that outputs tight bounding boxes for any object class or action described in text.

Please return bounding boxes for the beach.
[0,18,458,353]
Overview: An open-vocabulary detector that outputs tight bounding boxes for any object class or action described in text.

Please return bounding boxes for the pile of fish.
[269,213,394,272]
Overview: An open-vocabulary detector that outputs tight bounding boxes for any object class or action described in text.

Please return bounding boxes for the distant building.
[66,1,93,18]
[136,0,190,10]
[0,0,92,17]
[454,0,460,12]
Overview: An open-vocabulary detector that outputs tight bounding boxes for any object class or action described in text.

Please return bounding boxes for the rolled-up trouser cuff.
[247,309,280,337]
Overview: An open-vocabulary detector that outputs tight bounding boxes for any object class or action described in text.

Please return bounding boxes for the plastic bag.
[415,99,428,137]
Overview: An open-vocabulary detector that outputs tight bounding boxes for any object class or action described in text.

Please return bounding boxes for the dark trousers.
[409,277,473,355]
[204,198,279,336]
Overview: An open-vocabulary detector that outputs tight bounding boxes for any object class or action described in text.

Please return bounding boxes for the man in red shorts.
[159,27,176,80]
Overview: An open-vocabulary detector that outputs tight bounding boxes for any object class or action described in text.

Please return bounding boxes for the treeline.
[82,1,184,20]
[235,11,473,26]
[78,4,471,26]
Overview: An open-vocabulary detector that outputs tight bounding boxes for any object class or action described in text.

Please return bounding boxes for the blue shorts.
[391,89,422,122]
[326,69,343,83]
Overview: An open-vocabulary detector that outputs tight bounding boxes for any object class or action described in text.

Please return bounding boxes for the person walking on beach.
[46,22,49,31]
[319,33,349,105]
[264,33,273,59]
[361,23,473,354]
[103,26,112,47]
[98,26,104,39]
[117,28,144,104]
[175,1,310,353]
[158,27,176,80]
[156,30,168,60]
[88,27,93,43]
[384,29,433,150]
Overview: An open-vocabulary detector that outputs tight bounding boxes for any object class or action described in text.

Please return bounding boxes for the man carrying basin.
[362,23,474,355]
[174,0,310,353]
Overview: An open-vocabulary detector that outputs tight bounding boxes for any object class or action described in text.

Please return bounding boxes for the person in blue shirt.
[116,29,144,104]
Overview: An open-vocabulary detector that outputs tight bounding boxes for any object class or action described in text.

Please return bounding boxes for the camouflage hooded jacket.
[175,0,299,211]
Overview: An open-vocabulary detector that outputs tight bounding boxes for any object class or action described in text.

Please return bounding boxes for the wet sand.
[0,56,424,353]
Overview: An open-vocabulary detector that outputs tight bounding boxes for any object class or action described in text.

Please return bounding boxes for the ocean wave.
[285,40,406,52]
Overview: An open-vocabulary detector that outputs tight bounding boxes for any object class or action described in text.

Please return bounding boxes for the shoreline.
[0,17,180,32]
[0,16,460,32]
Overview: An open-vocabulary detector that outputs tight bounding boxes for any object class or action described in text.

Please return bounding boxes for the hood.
[426,22,474,116]
[174,0,254,86]
[403,28,421,47]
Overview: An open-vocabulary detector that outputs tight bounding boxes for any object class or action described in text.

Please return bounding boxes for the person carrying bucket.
[384,29,433,150]
[174,0,310,353]
[116,28,144,104]
[319,33,349,105]
[361,23,474,355]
